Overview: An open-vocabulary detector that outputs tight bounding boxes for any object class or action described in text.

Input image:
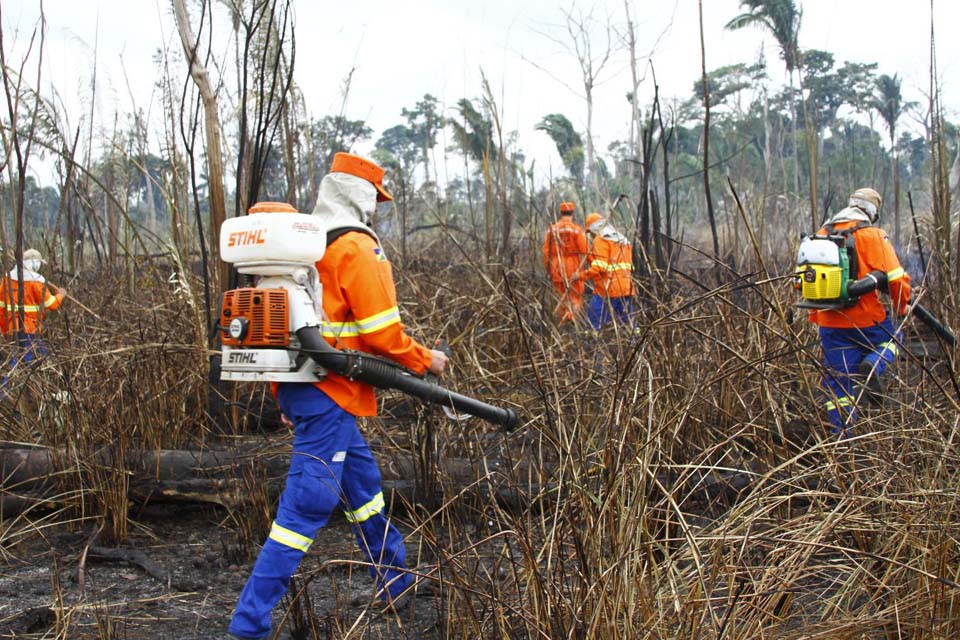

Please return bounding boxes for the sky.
[5,0,960,187]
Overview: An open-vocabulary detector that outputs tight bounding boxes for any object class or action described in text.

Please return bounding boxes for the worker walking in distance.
[228,153,448,640]
[572,212,636,331]
[0,248,66,366]
[803,188,911,438]
[542,201,588,324]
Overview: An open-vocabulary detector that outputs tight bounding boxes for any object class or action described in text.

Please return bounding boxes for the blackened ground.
[0,503,441,639]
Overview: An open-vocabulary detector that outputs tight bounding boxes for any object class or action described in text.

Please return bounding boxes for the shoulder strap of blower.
[326,225,377,248]
[821,221,870,280]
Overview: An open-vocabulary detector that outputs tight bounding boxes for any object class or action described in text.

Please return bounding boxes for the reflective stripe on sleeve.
[344,491,385,524]
[356,306,401,334]
[879,341,899,357]
[268,522,313,552]
[43,294,58,308]
[887,267,905,282]
[322,307,402,338]
[322,322,360,338]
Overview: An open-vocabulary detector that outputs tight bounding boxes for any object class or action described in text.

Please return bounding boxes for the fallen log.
[0,444,757,517]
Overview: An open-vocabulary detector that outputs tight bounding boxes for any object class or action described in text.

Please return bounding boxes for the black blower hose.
[296,327,520,430]
[846,270,887,298]
[845,270,957,346]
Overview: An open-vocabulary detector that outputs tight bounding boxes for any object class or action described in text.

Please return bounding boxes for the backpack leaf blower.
[216,205,519,430]
[802,264,957,347]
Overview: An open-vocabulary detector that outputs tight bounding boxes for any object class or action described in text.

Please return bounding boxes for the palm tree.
[725,0,803,198]
[535,113,585,193]
[449,98,496,165]
[872,74,915,247]
[449,98,498,256]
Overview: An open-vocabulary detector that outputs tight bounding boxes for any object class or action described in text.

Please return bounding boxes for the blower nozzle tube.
[296,327,519,430]
[844,271,957,346]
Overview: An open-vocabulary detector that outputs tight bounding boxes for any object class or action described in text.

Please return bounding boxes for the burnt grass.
[3,261,960,638]
[0,501,446,639]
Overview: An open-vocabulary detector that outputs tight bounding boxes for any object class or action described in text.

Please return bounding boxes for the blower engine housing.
[218,205,327,382]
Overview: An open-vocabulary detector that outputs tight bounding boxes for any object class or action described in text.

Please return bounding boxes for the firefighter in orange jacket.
[808,188,911,437]
[573,213,635,330]
[0,248,66,364]
[542,201,588,323]
[229,154,448,640]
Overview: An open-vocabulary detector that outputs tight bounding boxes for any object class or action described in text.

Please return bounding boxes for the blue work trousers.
[229,384,411,639]
[819,319,900,437]
[586,294,635,330]
[1,333,47,391]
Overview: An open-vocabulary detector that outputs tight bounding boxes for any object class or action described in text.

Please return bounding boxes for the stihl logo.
[227,229,266,246]
[228,352,257,364]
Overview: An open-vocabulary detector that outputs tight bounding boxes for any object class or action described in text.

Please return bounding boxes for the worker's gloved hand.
[57,287,67,297]
[279,413,294,429]
[428,349,448,377]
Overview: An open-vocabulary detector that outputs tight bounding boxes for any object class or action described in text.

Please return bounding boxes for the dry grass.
[1,236,958,638]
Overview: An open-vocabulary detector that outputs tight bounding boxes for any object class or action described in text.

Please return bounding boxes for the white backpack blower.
[217,204,518,429]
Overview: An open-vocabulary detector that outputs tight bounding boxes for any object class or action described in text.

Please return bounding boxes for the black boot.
[857,360,884,406]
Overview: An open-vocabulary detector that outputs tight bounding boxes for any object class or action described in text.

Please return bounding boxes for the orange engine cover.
[220,288,289,347]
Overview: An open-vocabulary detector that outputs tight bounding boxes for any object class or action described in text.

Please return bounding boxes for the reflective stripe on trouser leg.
[340,421,411,600]
[860,321,901,378]
[230,384,351,639]
[820,327,862,434]
[823,395,855,435]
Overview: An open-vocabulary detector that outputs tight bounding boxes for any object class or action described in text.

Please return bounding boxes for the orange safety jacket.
[313,230,433,417]
[809,220,911,328]
[0,277,63,335]
[582,235,635,298]
[542,217,588,283]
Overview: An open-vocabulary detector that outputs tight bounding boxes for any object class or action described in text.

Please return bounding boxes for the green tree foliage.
[534,113,584,189]
[725,0,802,75]
[801,50,877,136]
[311,115,373,173]
[374,125,420,174]
[260,114,372,206]
[690,62,768,114]
[726,0,804,199]
[872,74,914,145]
[400,94,444,184]
[871,73,917,244]
[16,175,59,235]
[448,98,496,164]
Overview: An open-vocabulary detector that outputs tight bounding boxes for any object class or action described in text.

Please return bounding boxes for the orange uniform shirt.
[809,221,911,328]
[0,278,63,335]
[582,235,635,298]
[314,231,433,416]
[542,217,588,283]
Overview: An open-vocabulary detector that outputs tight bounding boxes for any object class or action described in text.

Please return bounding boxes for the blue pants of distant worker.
[819,319,900,437]
[1,333,47,390]
[586,294,634,330]
[229,384,412,640]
